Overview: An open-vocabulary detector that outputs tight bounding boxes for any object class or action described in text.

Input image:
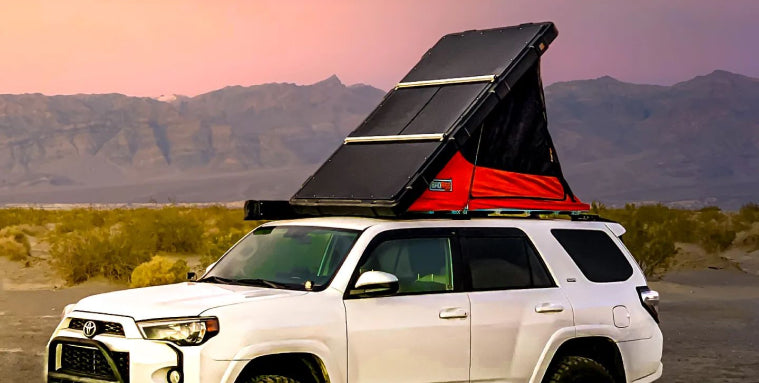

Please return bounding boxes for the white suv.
[46,216,662,383]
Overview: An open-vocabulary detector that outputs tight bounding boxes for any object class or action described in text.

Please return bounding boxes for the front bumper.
[45,313,188,383]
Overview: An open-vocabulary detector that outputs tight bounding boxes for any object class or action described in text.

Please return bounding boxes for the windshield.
[202,226,360,290]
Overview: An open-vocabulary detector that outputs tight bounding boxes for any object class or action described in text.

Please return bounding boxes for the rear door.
[461,228,574,382]
[344,228,470,382]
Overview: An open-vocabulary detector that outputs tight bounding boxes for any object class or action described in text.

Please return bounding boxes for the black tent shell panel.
[348,82,488,138]
[349,87,437,137]
[402,23,549,83]
[294,141,442,201]
[400,83,488,135]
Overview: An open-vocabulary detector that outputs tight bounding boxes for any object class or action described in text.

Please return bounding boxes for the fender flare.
[218,339,342,383]
[528,325,623,383]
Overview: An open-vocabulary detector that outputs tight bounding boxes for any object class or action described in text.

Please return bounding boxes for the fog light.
[167,368,182,383]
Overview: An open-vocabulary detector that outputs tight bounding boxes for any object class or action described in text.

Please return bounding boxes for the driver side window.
[359,237,454,294]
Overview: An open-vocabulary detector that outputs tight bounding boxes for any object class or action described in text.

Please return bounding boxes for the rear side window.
[551,229,633,283]
[461,236,554,290]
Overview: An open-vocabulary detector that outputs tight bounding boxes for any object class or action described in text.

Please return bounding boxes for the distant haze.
[1,1,758,96]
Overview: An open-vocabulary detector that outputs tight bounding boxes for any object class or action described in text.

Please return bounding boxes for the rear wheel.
[546,356,615,383]
[248,375,301,383]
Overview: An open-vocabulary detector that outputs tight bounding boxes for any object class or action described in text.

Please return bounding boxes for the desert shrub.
[15,224,48,236]
[0,208,57,228]
[130,256,189,287]
[732,223,759,251]
[697,224,736,253]
[593,203,679,278]
[200,228,251,268]
[148,208,205,253]
[42,206,261,284]
[49,227,152,284]
[619,219,678,279]
[692,207,736,253]
[0,226,31,254]
[734,203,759,232]
[0,237,29,261]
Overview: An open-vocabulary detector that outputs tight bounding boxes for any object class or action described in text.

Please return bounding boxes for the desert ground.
[1,241,758,382]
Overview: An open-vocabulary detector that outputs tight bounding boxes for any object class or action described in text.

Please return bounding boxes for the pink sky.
[1,0,758,97]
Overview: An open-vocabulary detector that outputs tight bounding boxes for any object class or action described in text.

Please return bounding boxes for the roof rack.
[244,200,612,222]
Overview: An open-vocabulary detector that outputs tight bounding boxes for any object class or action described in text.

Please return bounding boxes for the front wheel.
[248,375,301,383]
[545,356,615,383]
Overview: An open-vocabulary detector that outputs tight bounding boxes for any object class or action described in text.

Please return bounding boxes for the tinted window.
[551,229,633,283]
[462,236,553,290]
[358,237,454,294]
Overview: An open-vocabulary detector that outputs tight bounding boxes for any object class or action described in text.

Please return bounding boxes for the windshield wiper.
[197,276,237,284]
[234,278,292,289]
[198,276,294,289]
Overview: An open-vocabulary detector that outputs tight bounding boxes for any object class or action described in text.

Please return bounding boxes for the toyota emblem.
[82,321,98,338]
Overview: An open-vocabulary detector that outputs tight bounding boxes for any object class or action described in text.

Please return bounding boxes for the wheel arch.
[541,336,626,383]
[232,352,330,383]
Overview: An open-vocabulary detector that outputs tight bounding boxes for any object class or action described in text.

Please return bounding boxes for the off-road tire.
[546,356,615,383]
[248,375,301,383]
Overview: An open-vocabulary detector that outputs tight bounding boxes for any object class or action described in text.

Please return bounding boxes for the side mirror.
[352,271,399,297]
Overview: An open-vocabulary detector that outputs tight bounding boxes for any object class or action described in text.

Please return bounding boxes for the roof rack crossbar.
[394,74,496,89]
[344,133,446,144]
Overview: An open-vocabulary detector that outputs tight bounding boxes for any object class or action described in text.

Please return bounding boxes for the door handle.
[439,307,469,319]
[535,303,564,313]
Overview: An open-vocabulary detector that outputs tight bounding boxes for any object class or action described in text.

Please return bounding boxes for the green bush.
[130,256,189,287]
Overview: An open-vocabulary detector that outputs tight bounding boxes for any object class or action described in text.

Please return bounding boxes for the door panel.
[469,288,573,382]
[459,230,574,382]
[344,230,469,382]
[345,293,471,382]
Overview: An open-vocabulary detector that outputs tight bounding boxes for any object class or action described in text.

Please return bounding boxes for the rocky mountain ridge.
[0,70,756,209]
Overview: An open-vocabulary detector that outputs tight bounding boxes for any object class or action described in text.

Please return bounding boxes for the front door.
[344,229,470,382]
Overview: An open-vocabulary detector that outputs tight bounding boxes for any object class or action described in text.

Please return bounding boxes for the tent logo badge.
[429,179,453,192]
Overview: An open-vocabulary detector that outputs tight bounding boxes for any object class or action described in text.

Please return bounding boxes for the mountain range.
[0,70,756,209]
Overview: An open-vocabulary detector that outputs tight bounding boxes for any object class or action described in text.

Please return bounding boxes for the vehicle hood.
[73,282,307,321]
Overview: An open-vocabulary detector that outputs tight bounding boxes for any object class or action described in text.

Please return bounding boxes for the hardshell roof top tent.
[249,22,590,219]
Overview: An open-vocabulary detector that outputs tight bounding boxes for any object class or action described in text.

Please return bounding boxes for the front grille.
[68,318,125,336]
[55,343,129,382]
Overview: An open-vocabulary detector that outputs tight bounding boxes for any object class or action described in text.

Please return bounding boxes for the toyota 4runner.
[46,216,662,383]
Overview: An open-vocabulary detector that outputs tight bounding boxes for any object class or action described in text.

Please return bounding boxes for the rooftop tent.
[288,22,589,217]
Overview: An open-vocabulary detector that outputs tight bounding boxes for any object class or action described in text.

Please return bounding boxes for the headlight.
[61,303,76,319]
[137,317,219,346]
